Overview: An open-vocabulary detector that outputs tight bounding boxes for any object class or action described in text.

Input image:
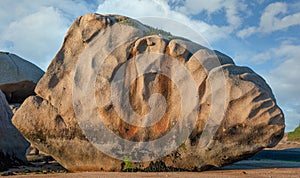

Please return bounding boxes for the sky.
[0,0,299,131]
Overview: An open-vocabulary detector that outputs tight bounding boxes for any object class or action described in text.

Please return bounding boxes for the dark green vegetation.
[288,125,300,142]
[0,51,9,55]
[115,17,188,41]
[143,23,189,41]
[121,160,189,172]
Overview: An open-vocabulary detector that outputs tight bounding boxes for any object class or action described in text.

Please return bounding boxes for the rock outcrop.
[0,52,44,103]
[12,14,285,172]
[0,90,29,171]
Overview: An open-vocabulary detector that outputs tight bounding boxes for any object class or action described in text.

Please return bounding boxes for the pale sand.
[8,168,300,178]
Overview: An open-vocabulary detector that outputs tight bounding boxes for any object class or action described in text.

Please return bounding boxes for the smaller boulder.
[0,90,29,171]
[0,52,44,103]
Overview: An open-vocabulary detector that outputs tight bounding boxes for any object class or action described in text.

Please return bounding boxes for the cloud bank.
[0,0,95,69]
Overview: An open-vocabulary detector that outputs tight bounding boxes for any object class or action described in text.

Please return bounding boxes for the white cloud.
[251,51,271,64]
[237,26,258,38]
[223,1,244,28]
[260,2,300,32]
[177,0,226,15]
[1,7,68,70]
[0,0,95,70]
[238,2,300,38]
[176,0,246,28]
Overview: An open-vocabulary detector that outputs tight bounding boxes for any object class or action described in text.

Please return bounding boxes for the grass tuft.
[288,125,300,142]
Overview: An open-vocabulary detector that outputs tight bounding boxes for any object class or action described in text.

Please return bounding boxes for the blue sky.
[0,0,299,131]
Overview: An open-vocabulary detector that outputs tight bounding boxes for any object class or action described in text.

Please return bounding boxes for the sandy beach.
[5,168,300,178]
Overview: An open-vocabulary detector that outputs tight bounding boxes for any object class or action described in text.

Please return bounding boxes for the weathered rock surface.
[0,52,44,103]
[12,14,284,172]
[0,90,29,171]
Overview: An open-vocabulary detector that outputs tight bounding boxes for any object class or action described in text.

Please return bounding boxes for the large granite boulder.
[0,90,29,171]
[0,52,44,103]
[12,14,285,172]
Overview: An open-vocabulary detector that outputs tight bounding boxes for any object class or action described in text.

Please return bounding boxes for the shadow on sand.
[215,148,300,170]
